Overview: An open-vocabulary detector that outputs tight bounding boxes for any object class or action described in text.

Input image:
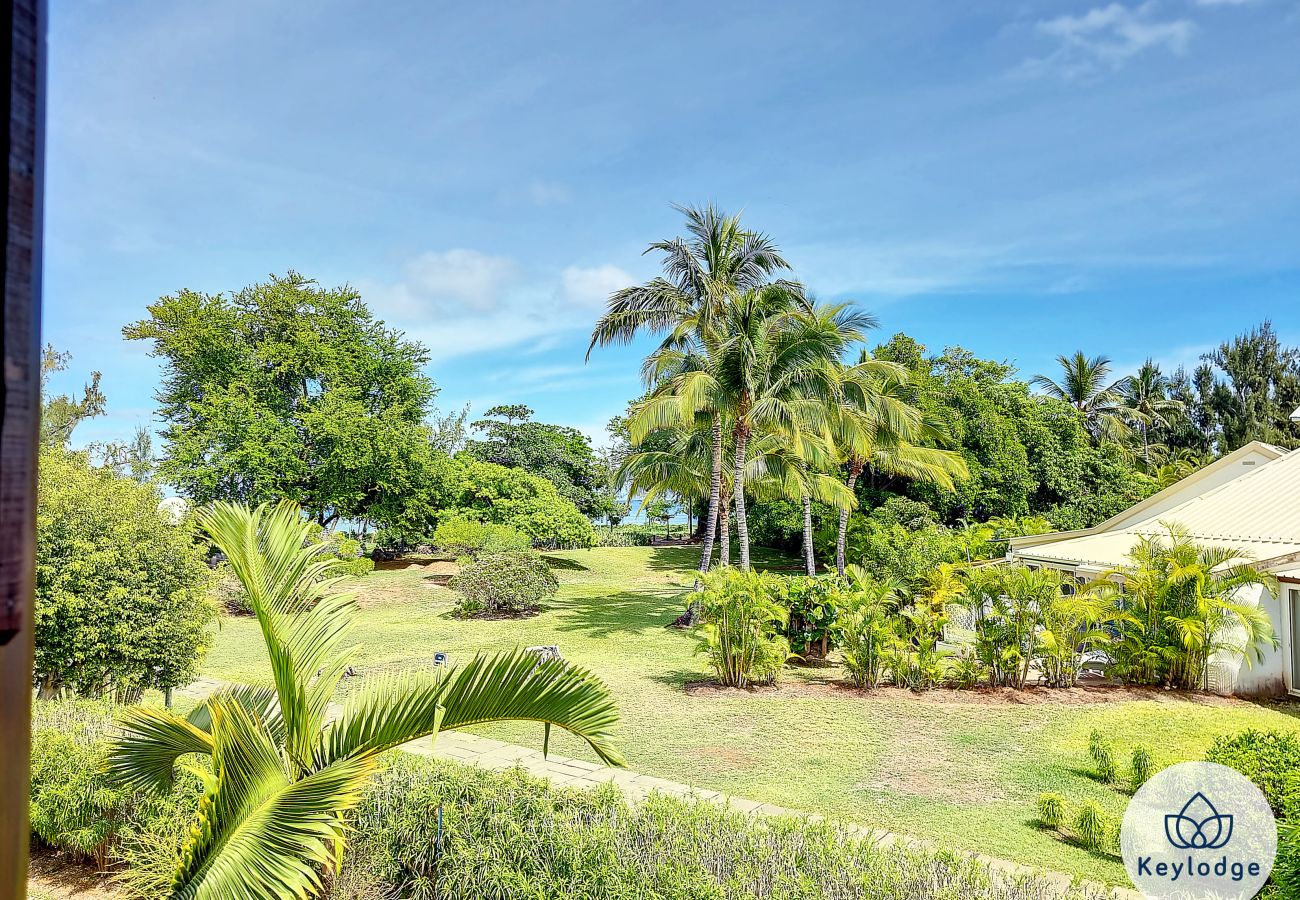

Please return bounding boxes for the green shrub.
[333,556,376,577]
[34,447,216,701]
[434,516,532,555]
[1072,801,1110,853]
[1088,730,1118,785]
[1206,729,1300,815]
[449,549,558,617]
[780,575,838,659]
[1274,823,1300,900]
[335,754,1111,900]
[696,568,791,688]
[1037,793,1066,830]
[1130,746,1155,791]
[29,700,203,877]
[834,569,899,689]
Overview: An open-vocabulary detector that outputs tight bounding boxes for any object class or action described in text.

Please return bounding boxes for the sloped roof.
[1012,445,1300,570]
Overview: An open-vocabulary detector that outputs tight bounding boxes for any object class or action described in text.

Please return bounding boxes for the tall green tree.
[713,291,873,568]
[464,405,600,514]
[1200,321,1300,450]
[1118,359,1185,467]
[124,272,439,528]
[1029,351,1130,442]
[588,205,789,577]
[108,502,622,900]
[39,344,106,446]
[830,353,968,574]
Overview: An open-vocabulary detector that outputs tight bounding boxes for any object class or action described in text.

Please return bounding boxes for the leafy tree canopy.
[40,344,106,446]
[463,404,600,514]
[123,272,439,527]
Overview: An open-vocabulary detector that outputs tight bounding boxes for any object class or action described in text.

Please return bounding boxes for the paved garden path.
[175,678,1138,898]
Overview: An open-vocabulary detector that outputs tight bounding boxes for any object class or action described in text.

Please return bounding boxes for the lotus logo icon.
[1165,792,1234,850]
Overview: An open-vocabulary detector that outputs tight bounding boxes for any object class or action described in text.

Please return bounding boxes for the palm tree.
[1030,351,1131,441]
[1118,359,1185,467]
[713,291,874,569]
[107,503,622,899]
[588,205,789,579]
[830,354,968,574]
[1092,522,1278,689]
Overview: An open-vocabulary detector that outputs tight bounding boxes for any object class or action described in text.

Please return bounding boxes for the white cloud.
[1018,3,1195,80]
[558,264,635,309]
[396,249,518,313]
[359,252,636,361]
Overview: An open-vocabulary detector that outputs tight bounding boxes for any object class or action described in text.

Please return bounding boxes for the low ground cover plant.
[449,548,559,617]
[29,703,1114,900]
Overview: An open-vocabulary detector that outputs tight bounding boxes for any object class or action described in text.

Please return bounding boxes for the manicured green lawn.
[200,545,1300,885]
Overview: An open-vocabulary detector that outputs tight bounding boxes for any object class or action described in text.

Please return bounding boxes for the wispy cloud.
[1017,3,1195,81]
[358,251,633,362]
[558,264,635,309]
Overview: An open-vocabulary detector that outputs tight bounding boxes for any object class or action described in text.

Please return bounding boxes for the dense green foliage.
[375,457,598,551]
[695,568,792,687]
[30,701,203,876]
[1205,730,1300,816]
[34,447,215,701]
[464,404,601,514]
[124,272,440,528]
[434,516,533,554]
[1092,524,1277,690]
[337,755,1111,900]
[449,549,560,616]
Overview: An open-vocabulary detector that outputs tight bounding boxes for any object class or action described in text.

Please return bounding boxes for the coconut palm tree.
[829,355,968,574]
[1118,359,1186,467]
[588,205,789,579]
[713,291,874,569]
[1030,351,1131,441]
[107,502,622,900]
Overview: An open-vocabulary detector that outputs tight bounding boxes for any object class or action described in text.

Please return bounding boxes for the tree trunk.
[801,494,815,576]
[732,405,752,570]
[697,412,724,575]
[719,498,731,568]
[835,463,862,576]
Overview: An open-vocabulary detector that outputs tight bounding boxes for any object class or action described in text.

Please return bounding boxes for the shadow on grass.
[543,555,589,572]
[644,545,801,574]
[552,588,690,638]
[647,667,709,688]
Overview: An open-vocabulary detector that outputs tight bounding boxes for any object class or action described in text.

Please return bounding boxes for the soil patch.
[28,853,119,899]
[684,678,1258,708]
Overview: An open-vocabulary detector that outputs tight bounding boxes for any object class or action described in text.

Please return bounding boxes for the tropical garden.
[27,207,1300,898]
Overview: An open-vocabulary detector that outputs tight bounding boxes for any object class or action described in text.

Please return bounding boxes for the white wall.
[1211,583,1289,697]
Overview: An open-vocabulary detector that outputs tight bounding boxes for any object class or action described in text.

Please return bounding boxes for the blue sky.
[45,0,1300,450]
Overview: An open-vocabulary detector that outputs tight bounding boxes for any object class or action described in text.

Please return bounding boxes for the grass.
[199,545,1300,886]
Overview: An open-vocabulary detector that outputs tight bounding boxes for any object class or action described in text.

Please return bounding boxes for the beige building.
[1008,440,1300,697]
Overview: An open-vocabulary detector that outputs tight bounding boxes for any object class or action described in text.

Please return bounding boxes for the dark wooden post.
[2,0,46,896]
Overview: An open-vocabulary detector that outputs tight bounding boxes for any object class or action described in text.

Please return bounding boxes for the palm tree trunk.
[719,496,731,567]
[733,400,752,570]
[836,462,862,576]
[802,494,815,576]
[697,412,723,575]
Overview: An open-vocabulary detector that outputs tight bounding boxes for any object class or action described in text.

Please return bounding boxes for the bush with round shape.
[1205,729,1300,815]
[449,549,558,617]
[434,516,532,556]
[34,447,215,701]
